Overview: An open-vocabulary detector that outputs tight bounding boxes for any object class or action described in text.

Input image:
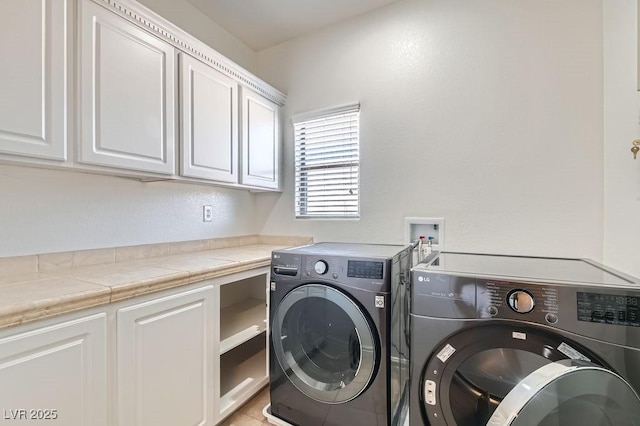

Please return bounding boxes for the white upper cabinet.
[78,0,176,175]
[179,53,238,183]
[0,0,67,161]
[241,88,281,190]
[0,0,284,187]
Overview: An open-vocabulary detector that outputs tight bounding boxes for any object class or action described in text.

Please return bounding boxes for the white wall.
[136,0,257,72]
[0,165,264,257]
[603,0,640,277]
[256,0,604,259]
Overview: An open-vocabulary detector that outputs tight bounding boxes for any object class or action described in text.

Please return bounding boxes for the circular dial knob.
[507,290,535,314]
[314,260,328,275]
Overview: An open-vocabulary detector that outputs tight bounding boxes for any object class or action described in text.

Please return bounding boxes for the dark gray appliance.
[410,251,640,425]
[269,242,411,426]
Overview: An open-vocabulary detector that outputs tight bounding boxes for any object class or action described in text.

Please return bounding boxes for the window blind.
[294,105,360,218]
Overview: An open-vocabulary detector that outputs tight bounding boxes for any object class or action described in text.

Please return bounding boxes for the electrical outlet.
[203,205,213,222]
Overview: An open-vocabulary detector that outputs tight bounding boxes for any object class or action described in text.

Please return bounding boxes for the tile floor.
[220,386,273,426]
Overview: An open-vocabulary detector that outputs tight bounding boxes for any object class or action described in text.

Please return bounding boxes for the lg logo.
[417,276,430,282]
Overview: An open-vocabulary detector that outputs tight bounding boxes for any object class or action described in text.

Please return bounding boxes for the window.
[293,104,360,218]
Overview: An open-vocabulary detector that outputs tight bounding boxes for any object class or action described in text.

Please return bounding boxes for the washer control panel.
[347,260,384,279]
[272,253,301,277]
[314,260,328,275]
[271,254,392,292]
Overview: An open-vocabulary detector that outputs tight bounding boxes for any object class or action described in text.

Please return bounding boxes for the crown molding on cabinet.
[91,0,287,106]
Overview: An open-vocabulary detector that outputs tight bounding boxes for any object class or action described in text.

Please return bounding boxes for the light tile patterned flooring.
[221,386,273,426]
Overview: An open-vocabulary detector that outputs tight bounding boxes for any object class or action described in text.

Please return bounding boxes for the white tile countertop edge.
[0,235,312,330]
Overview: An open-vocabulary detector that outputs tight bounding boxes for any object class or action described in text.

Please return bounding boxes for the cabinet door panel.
[117,285,216,426]
[180,54,238,182]
[0,0,67,160]
[0,314,107,426]
[241,89,280,190]
[80,0,175,174]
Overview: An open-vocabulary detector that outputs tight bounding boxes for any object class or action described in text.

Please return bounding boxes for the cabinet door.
[240,88,281,190]
[180,54,238,182]
[0,314,108,425]
[0,0,67,161]
[79,0,175,175]
[117,285,216,426]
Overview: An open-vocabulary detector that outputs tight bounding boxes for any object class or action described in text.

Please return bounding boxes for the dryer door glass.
[420,324,626,426]
[271,284,377,404]
[488,360,640,425]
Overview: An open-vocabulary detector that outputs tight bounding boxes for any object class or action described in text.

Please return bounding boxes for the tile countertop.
[0,236,312,331]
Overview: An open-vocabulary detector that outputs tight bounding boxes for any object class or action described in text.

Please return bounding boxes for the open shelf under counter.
[219,297,267,354]
[219,333,268,417]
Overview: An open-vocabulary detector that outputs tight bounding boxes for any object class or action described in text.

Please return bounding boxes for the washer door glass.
[488,360,640,425]
[271,284,377,404]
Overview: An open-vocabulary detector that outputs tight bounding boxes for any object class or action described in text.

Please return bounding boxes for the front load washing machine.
[269,243,411,426]
[410,251,640,425]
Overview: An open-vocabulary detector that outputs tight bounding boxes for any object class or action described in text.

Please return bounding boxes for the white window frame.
[293,103,360,219]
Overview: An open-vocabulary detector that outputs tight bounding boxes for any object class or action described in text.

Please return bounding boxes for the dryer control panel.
[413,272,640,345]
[577,292,640,327]
[478,280,560,325]
[411,251,640,348]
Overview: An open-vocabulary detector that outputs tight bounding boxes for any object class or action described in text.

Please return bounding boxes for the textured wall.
[0,166,264,257]
[256,0,604,259]
[603,0,640,277]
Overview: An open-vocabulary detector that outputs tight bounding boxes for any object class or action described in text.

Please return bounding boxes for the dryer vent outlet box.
[404,217,445,250]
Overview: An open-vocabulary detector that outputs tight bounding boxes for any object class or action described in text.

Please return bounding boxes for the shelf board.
[219,348,268,415]
[220,297,266,354]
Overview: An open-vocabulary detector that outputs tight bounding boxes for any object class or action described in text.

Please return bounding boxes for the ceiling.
[185,0,404,51]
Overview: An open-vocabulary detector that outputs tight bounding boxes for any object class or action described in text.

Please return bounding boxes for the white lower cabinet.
[0,313,108,426]
[0,268,269,426]
[116,284,216,426]
[115,272,269,425]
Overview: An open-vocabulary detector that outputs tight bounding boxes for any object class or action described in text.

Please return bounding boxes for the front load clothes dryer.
[269,243,411,426]
[410,252,640,426]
